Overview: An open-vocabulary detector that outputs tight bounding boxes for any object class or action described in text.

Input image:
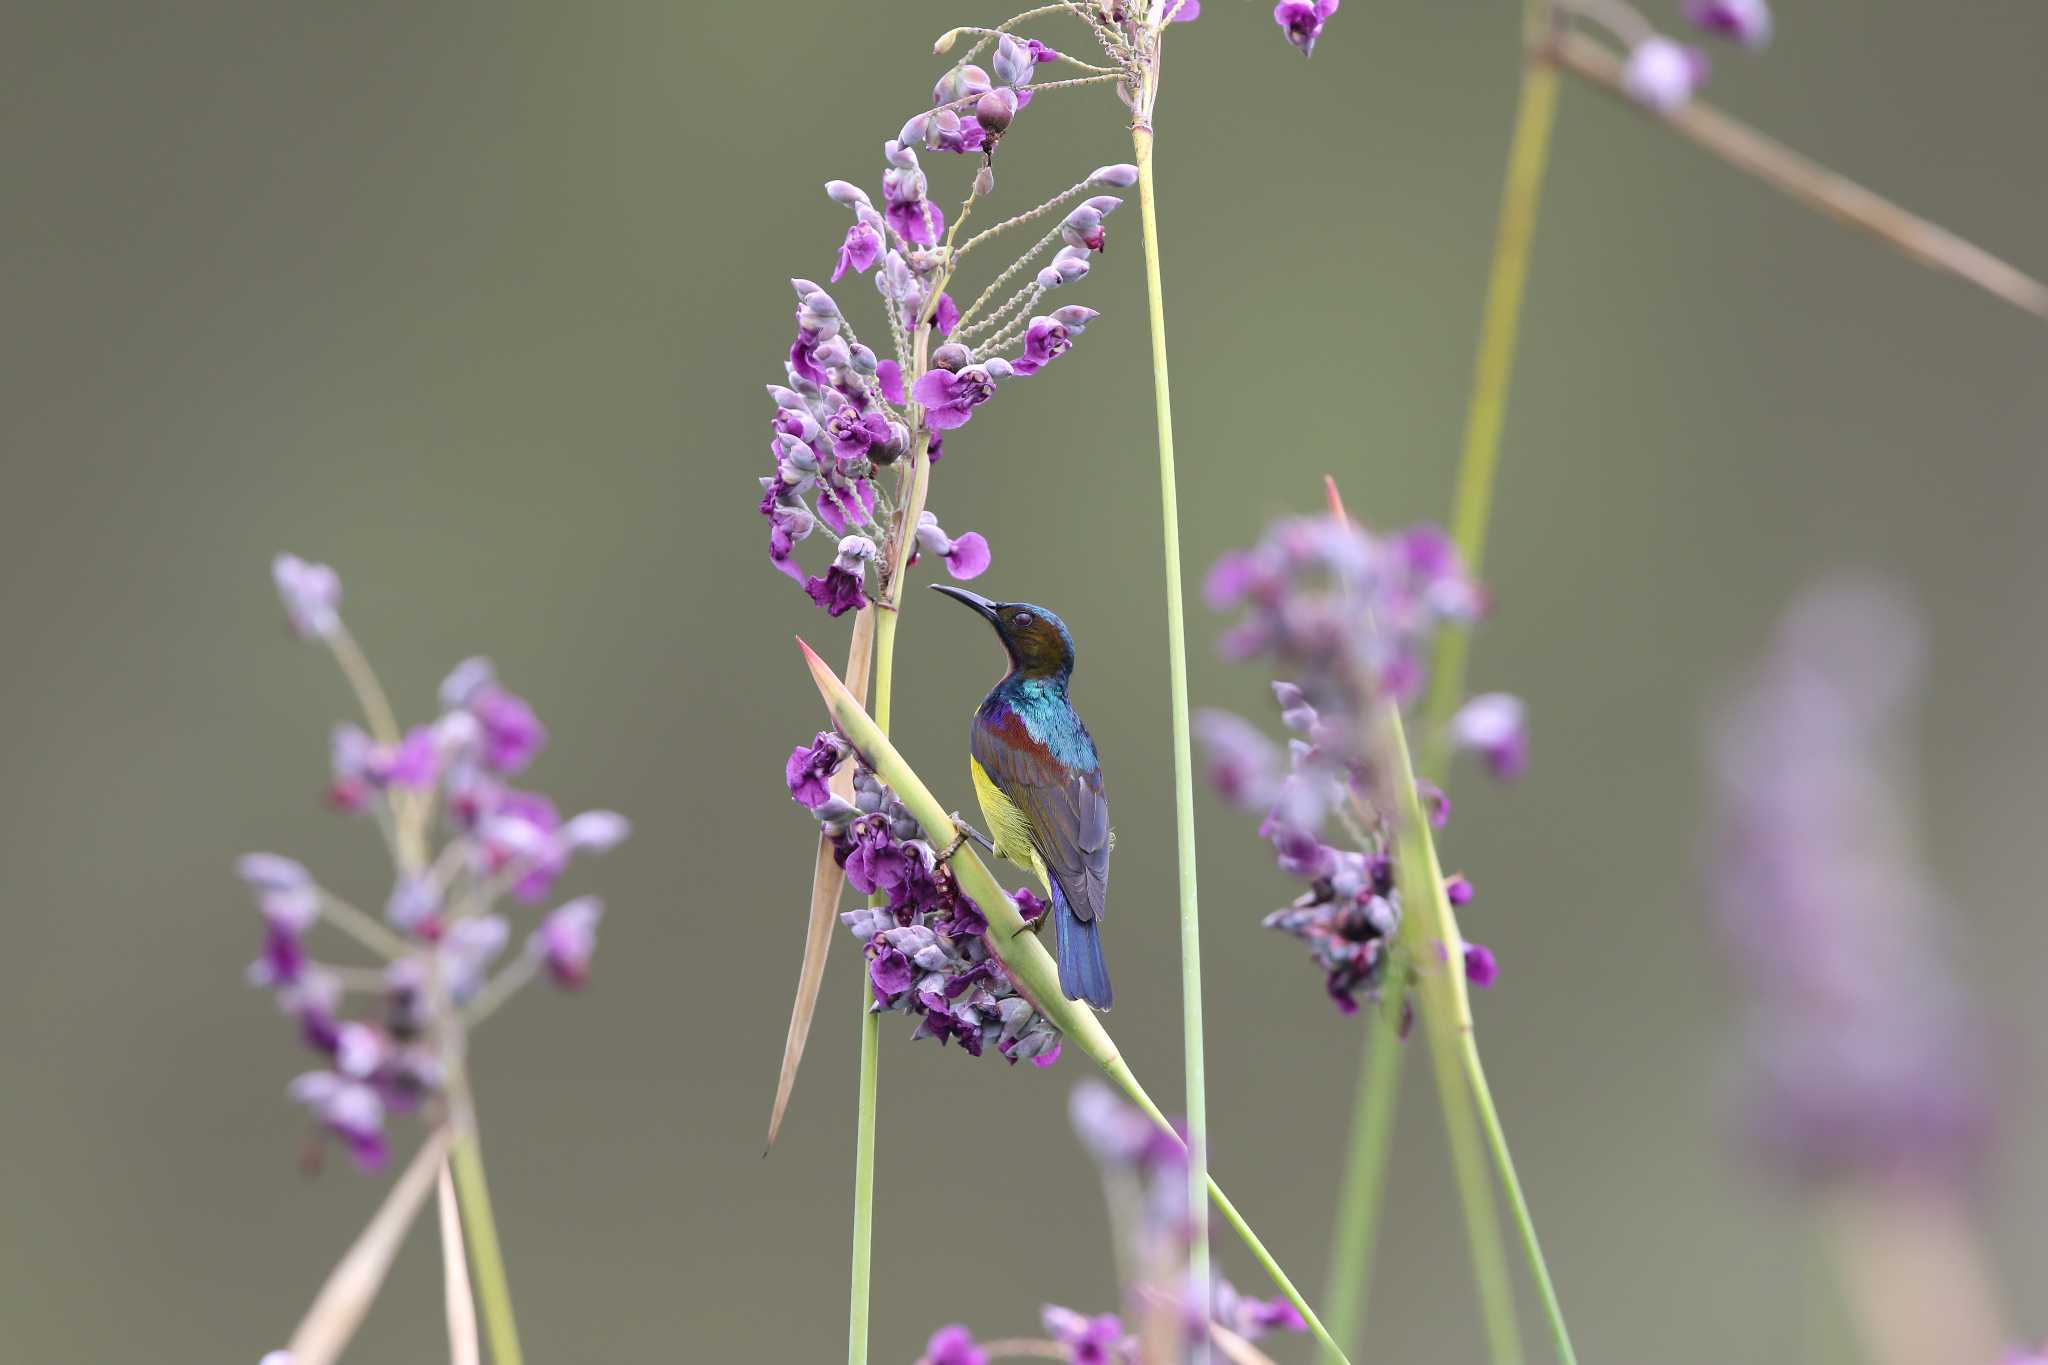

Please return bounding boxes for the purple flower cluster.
[1199,516,1515,1013]
[759,27,1141,615]
[785,732,1062,1065]
[1708,579,1991,1183]
[245,556,628,1170]
[920,1081,1307,1362]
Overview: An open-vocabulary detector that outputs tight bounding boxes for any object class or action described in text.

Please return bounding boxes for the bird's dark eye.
[1011,611,1034,626]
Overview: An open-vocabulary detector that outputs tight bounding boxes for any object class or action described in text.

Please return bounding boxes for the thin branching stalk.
[1131,111,1212,1348]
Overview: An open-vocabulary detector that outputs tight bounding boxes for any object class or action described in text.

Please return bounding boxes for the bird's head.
[931,586,1076,681]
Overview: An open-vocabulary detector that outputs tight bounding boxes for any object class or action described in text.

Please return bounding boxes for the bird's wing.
[971,716,1110,923]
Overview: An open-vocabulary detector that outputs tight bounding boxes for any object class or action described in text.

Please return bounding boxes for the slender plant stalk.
[1319,993,1404,1360]
[1130,114,1214,1348]
[1421,54,1561,770]
[1383,698,1576,1365]
[847,1001,881,1365]
[1428,1005,1524,1364]
[848,307,935,1357]
[447,1109,523,1365]
[1320,55,1562,1358]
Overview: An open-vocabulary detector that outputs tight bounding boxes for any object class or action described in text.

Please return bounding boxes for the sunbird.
[931,585,1113,1010]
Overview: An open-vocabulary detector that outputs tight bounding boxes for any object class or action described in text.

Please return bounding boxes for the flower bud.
[932,63,991,107]
[848,342,878,375]
[974,88,1017,136]
[1622,36,1708,113]
[929,342,972,372]
[1050,304,1100,332]
[883,138,918,170]
[823,180,872,207]
[994,33,1034,87]
[810,334,851,370]
[1087,163,1139,187]
[973,164,996,198]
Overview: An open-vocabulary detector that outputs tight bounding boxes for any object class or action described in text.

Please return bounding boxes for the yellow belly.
[970,757,1050,892]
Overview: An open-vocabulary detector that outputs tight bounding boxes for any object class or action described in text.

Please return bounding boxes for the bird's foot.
[1009,912,1051,942]
[937,814,995,865]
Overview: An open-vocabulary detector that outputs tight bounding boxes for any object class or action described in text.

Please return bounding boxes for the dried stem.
[1547,30,2048,318]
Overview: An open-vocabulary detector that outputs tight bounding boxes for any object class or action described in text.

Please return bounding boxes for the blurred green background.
[4,3,2044,1360]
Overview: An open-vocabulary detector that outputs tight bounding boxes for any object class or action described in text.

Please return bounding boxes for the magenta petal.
[876,360,905,405]
[943,532,990,580]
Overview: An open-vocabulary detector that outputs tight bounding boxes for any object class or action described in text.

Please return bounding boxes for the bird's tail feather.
[1052,883,1112,1011]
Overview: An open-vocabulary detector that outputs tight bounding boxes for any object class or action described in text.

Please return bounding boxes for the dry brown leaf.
[437,1160,481,1365]
[285,1127,451,1365]
[765,603,876,1151]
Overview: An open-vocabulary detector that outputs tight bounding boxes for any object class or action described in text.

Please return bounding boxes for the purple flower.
[883,163,945,246]
[1684,0,1771,48]
[289,1071,388,1170]
[1273,0,1340,56]
[1463,941,1498,988]
[331,723,439,796]
[912,366,997,430]
[479,789,567,902]
[827,405,894,462]
[786,730,850,808]
[766,499,816,582]
[1447,692,1527,781]
[914,511,991,580]
[869,946,915,1000]
[1163,0,1201,18]
[833,221,882,282]
[1043,1305,1127,1365]
[441,915,510,1000]
[925,1326,988,1365]
[1194,709,1285,808]
[272,553,342,639]
[876,360,905,405]
[932,291,960,337]
[529,896,603,988]
[803,535,876,617]
[1623,36,1709,113]
[1013,317,1072,375]
[1059,199,1120,253]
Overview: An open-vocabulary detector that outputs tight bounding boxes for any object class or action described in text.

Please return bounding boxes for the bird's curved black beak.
[930,584,1000,623]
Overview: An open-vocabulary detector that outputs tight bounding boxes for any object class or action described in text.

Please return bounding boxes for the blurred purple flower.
[273,554,342,639]
[1685,0,1771,48]
[530,896,603,988]
[1273,0,1340,56]
[1623,36,1709,113]
[1448,692,1527,781]
[1709,578,1992,1182]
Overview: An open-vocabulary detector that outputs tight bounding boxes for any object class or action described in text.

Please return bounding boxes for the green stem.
[847,372,929,1360]
[1419,55,1561,776]
[1461,1031,1577,1365]
[1131,120,1212,1339]
[1426,991,1523,1365]
[1320,993,1406,1359]
[1385,701,1575,1365]
[447,1112,523,1365]
[847,1002,880,1365]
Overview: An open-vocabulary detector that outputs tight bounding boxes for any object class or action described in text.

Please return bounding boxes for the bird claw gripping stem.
[938,812,997,864]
